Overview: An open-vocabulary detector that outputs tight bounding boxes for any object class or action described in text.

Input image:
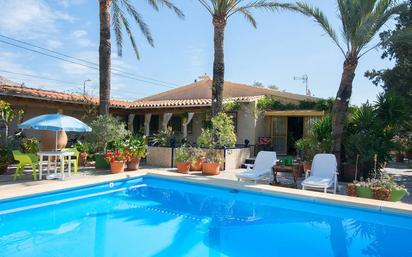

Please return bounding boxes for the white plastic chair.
[236,151,277,184]
[301,154,338,194]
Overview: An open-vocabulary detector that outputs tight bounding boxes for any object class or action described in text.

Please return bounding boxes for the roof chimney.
[198,73,211,81]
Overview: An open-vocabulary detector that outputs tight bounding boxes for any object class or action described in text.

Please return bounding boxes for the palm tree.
[295,0,407,168]
[197,0,294,116]
[98,0,184,115]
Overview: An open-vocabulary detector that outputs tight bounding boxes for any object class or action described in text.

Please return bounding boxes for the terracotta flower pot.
[39,130,68,151]
[347,183,357,197]
[372,187,390,201]
[303,162,312,172]
[127,157,140,171]
[190,158,203,171]
[79,152,88,167]
[110,161,125,174]
[202,162,221,175]
[176,162,191,174]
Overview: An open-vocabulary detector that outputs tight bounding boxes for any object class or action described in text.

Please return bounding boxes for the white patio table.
[37,151,75,180]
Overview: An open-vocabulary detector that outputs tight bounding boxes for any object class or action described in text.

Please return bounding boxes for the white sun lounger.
[301,153,338,194]
[236,151,277,184]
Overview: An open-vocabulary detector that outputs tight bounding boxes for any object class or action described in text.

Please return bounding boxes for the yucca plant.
[98,0,184,115]
[295,0,408,168]
[197,0,295,116]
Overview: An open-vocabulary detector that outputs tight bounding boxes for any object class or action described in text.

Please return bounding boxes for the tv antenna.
[293,74,310,96]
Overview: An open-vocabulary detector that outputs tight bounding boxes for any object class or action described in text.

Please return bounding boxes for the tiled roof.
[0,84,132,108]
[0,83,261,109]
[130,96,261,108]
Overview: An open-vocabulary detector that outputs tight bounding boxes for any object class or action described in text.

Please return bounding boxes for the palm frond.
[296,2,346,56]
[121,0,154,47]
[152,0,185,18]
[111,0,124,56]
[145,0,160,11]
[119,9,140,60]
[358,1,408,57]
[238,8,257,28]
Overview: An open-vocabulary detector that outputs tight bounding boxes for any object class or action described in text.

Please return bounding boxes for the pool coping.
[1,168,412,215]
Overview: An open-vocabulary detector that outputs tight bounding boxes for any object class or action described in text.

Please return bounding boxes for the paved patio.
[1,162,411,205]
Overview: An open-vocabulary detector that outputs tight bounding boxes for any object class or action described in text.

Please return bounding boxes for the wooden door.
[271,117,287,154]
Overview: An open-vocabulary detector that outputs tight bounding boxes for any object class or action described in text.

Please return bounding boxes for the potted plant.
[74,141,89,166]
[295,137,315,171]
[175,146,194,174]
[86,115,130,169]
[382,177,408,202]
[124,135,147,171]
[202,149,224,175]
[190,147,204,171]
[105,149,129,174]
[354,179,373,199]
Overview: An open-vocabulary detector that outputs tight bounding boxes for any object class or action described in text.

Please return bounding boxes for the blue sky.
[0,0,394,104]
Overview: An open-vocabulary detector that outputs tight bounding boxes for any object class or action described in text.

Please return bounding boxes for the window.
[168,116,182,133]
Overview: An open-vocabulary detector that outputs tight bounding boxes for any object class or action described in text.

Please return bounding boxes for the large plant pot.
[356,186,373,199]
[390,189,407,202]
[190,158,203,171]
[39,130,68,151]
[176,162,191,174]
[202,163,221,175]
[127,157,140,171]
[302,162,311,172]
[372,187,390,201]
[347,183,357,197]
[95,153,109,169]
[79,152,88,167]
[110,161,125,174]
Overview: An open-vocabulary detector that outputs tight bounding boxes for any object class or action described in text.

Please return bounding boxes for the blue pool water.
[1,176,412,257]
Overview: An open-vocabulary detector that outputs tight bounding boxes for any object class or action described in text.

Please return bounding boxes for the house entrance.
[287,117,304,155]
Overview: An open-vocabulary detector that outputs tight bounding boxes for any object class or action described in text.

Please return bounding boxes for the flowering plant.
[105,150,129,163]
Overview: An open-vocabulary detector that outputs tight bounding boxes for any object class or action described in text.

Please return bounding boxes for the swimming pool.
[1,176,411,257]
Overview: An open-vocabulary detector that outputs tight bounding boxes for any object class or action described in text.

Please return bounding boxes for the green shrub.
[86,115,130,153]
[21,138,39,154]
[151,127,175,147]
[204,149,224,163]
[197,113,236,148]
[124,135,147,158]
[74,141,89,153]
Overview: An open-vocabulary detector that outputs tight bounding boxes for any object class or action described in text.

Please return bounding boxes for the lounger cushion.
[302,176,333,187]
[236,170,270,179]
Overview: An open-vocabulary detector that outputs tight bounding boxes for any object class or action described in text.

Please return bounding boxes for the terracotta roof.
[0,84,131,108]
[141,77,318,102]
[1,76,317,110]
[130,96,261,108]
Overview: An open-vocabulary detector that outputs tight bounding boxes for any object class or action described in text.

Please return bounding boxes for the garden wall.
[146,146,251,170]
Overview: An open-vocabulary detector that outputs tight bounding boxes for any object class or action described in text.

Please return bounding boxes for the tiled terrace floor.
[1,162,411,205]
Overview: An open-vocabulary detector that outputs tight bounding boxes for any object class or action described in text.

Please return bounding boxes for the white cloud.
[0,0,74,38]
[71,30,93,47]
[46,39,63,49]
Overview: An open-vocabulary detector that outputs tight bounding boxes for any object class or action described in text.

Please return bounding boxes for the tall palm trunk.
[211,16,226,116]
[332,56,358,170]
[99,0,111,116]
